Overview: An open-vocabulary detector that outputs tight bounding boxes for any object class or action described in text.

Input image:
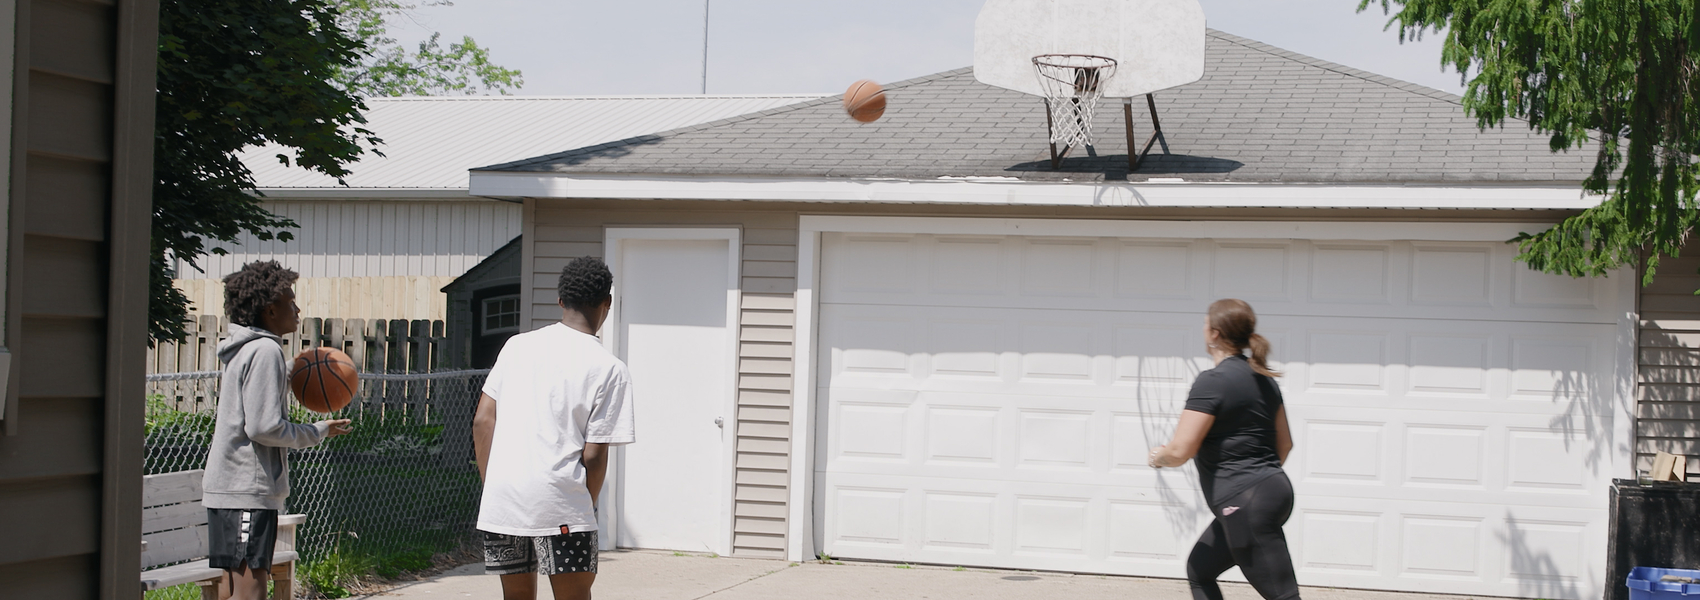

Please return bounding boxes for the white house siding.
[172,199,522,320]
[526,200,799,558]
[1637,239,1700,472]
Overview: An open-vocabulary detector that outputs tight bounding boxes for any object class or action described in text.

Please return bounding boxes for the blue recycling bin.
[1629,567,1700,599]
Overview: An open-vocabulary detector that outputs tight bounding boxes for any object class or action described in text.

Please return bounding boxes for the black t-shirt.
[1183,355,1286,508]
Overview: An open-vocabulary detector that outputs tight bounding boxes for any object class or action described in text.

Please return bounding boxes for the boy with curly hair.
[473,256,635,600]
[204,261,351,599]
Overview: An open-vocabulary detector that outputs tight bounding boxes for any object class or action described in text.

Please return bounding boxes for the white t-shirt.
[477,323,636,536]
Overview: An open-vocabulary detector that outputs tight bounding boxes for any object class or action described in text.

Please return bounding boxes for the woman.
[1149,299,1299,600]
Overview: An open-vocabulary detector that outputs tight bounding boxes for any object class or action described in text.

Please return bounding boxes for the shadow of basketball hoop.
[1004,153,1244,180]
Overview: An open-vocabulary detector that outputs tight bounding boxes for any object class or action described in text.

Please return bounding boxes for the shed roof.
[478,31,1596,184]
[242,95,826,191]
[442,235,522,293]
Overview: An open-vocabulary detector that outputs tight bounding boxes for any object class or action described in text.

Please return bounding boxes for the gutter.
[466,172,1603,211]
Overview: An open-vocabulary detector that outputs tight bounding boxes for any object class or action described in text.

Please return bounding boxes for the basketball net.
[1032,54,1118,150]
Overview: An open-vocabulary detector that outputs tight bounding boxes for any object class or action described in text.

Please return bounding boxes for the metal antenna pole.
[701,0,711,94]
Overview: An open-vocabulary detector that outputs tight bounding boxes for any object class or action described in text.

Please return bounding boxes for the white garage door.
[814,228,1625,599]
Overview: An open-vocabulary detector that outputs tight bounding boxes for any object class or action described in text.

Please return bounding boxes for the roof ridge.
[1204,29,1465,105]
[474,70,973,172]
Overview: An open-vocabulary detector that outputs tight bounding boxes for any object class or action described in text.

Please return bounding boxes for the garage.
[806,218,1630,599]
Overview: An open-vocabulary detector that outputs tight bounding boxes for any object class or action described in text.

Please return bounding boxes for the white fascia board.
[799,215,1556,243]
[469,172,1602,210]
[251,187,476,200]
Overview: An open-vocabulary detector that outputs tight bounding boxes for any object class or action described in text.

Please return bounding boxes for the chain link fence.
[144,369,489,572]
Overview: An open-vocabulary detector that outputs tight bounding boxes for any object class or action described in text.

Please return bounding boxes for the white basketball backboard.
[974,0,1207,98]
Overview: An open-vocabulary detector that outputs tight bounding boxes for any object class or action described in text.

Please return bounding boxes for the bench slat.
[141,560,223,591]
[142,500,206,535]
[143,470,204,507]
[140,551,300,590]
[142,525,208,569]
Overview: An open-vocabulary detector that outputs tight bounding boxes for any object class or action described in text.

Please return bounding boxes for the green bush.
[145,394,216,448]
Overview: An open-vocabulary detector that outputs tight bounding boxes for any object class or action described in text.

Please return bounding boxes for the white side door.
[605,229,741,554]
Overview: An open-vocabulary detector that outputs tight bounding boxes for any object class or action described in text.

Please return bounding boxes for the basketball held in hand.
[843,79,887,123]
[290,347,358,414]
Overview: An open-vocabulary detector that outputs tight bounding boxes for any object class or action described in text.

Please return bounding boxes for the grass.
[296,530,472,598]
[142,583,201,600]
[144,581,275,600]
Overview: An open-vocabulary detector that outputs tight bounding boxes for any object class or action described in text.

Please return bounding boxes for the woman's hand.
[1148,445,1168,469]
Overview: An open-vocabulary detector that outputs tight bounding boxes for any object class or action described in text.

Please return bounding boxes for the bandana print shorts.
[483,529,598,575]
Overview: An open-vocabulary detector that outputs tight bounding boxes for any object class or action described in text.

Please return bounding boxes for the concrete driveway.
[360,550,1505,600]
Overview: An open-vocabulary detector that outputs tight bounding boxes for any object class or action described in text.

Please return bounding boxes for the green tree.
[1363,0,1699,285]
[332,0,524,96]
[152,0,523,343]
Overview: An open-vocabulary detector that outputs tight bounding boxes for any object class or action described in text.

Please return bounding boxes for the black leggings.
[1187,472,1300,600]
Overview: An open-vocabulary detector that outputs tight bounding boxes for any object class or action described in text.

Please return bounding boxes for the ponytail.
[1207,298,1282,378]
[1247,333,1281,378]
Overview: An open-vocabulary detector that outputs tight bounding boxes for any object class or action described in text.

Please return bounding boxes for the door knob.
[715,417,724,428]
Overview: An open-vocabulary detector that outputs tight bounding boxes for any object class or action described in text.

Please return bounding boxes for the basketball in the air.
[289,347,358,414]
[844,79,886,123]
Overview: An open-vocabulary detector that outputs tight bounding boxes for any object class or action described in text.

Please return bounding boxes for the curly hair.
[558,256,613,310]
[223,261,299,327]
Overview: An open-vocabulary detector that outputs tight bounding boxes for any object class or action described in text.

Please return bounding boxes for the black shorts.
[207,508,279,571]
[483,530,598,575]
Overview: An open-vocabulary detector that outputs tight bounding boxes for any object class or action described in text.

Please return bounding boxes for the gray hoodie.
[203,325,330,510]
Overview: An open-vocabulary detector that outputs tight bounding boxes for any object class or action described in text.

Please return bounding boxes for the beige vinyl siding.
[1637,241,1700,470]
[527,201,797,558]
[0,0,155,595]
[172,199,521,279]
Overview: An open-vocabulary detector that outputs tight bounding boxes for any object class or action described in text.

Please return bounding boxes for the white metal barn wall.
[170,200,522,320]
[791,216,1637,600]
[173,200,522,279]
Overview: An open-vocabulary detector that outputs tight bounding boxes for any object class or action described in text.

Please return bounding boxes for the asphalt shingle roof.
[479,31,1597,184]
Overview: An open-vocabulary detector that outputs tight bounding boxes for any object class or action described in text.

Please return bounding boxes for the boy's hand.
[319,419,353,437]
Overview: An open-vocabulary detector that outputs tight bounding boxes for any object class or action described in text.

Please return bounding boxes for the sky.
[386,0,1467,97]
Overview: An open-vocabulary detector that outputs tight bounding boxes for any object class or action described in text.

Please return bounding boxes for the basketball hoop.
[1031,54,1118,150]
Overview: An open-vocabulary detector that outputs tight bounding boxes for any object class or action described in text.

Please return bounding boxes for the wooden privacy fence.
[148,315,455,374]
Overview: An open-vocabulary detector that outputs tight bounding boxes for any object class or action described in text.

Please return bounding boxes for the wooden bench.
[142,470,304,599]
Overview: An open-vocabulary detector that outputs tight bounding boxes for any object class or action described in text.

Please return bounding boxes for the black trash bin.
[1609,479,1700,600]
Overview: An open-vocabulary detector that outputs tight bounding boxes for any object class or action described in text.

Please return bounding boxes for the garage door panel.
[817,231,1624,599]
[1289,496,1605,598]
[824,305,1616,416]
[820,232,1622,325]
[1116,240,1199,299]
[1309,243,1397,304]
[1286,406,1611,508]
[822,472,1213,570]
[1212,241,1298,302]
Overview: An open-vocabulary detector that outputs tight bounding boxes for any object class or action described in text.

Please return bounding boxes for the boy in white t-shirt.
[473,257,635,600]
